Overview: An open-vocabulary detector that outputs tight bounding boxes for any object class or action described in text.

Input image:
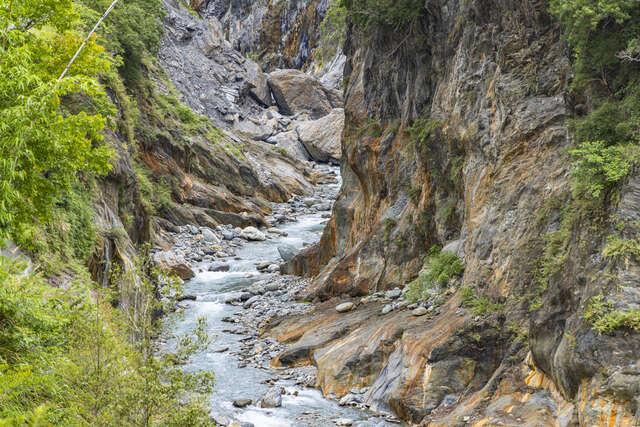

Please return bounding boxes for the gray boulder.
[232,398,252,408]
[208,262,230,272]
[267,69,342,119]
[260,387,283,408]
[201,227,220,244]
[278,244,298,262]
[266,131,310,161]
[296,108,344,163]
[244,59,273,106]
[243,295,260,309]
[240,226,266,241]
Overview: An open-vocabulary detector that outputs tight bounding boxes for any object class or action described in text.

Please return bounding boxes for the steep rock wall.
[196,0,329,70]
[276,1,640,425]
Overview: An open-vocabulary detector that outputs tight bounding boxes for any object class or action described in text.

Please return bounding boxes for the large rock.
[296,109,344,163]
[234,117,277,141]
[267,69,342,119]
[201,227,220,244]
[240,226,266,241]
[244,59,272,106]
[260,387,283,408]
[266,131,311,161]
[278,244,299,262]
[152,251,195,280]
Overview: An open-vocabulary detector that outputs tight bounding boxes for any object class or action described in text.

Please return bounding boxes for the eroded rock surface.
[276,1,640,425]
[268,69,342,119]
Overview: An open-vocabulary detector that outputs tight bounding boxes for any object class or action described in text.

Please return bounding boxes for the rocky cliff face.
[194,0,328,71]
[274,1,640,425]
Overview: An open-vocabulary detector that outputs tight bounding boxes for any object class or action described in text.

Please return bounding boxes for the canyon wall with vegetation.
[276,0,640,425]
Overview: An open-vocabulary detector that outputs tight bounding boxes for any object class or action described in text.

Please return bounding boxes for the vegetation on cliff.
[0,255,214,425]
[0,0,217,423]
[339,0,423,30]
[540,0,640,334]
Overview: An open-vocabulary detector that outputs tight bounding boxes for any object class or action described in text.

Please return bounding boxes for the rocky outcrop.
[275,1,640,425]
[159,0,271,126]
[296,108,343,163]
[268,69,342,119]
[196,0,332,71]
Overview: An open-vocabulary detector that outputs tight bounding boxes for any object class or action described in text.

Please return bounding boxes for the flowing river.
[162,166,402,427]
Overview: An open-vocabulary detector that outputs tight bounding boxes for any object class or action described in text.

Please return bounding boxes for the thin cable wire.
[57,0,121,82]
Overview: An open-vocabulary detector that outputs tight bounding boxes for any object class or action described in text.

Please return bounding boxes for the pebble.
[382,304,393,314]
[385,288,402,299]
[243,295,260,309]
[334,418,354,426]
[208,262,230,272]
[232,398,252,408]
[412,306,428,316]
[336,302,355,313]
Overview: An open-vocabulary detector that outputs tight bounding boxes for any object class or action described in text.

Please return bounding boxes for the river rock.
[152,251,195,280]
[267,131,310,161]
[268,228,287,236]
[382,304,393,314]
[267,69,342,119]
[339,393,362,407]
[303,197,319,207]
[208,262,230,272]
[278,244,298,262]
[234,116,276,141]
[232,398,252,408]
[201,227,220,244]
[336,302,355,313]
[256,261,271,270]
[243,295,260,309]
[265,282,281,292]
[296,108,344,163]
[221,230,235,240]
[312,202,332,211]
[240,226,266,241]
[260,387,283,408]
[267,264,280,273]
[412,306,428,316]
[210,413,232,426]
[386,288,402,299]
[334,419,354,426]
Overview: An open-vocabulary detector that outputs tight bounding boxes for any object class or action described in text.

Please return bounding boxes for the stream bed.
[161,166,402,427]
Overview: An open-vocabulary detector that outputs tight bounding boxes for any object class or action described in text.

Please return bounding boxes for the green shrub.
[409,118,442,153]
[404,246,464,303]
[584,293,640,333]
[382,217,398,241]
[317,1,347,64]
[436,199,457,223]
[340,0,423,31]
[460,285,504,316]
[134,162,174,215]
[77,0,165,83]
[0,255,215,425]
[569,141,636,199]
[408,185,422,202]
[603,235,640,261]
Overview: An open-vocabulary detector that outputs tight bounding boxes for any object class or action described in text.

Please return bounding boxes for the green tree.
[0,0,113,239]
[340,0,423,31]
[76,0,164,82]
